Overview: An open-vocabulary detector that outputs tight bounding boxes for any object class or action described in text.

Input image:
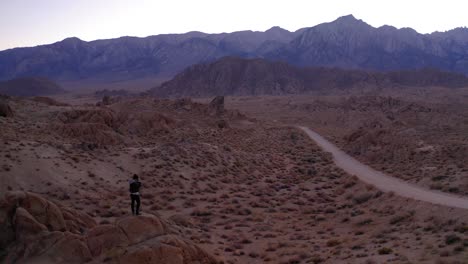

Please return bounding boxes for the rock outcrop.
[0,191,217,264]
[32,96,69,106]
[53,109,123,146]
[208,96,224,115]
[0,99,13,117]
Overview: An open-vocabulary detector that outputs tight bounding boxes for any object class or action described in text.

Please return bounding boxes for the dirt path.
[299,126,468,210]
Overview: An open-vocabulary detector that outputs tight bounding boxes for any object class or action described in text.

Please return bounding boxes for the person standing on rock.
[129,174,142,215]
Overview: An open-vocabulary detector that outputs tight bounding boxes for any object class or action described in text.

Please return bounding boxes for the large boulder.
[116,215,167,244]
[61,207,96,234]
[7,192,67,232]
[208,96,224,115]
[44,233,92,263]
[0,191,217,264]
[12,232,93,264]
[86,224,129,257]
[13,207,48,240]
[0,99,13,117]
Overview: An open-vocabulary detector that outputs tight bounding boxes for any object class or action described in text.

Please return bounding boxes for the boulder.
[209,96,224,115]
[13,207,47,239]
[44,233,92,263]
[116,215,167,244]
[216,119,229,129]
[0,196,16,249]
[86,224,129,257]
[61,207,97,234]
[19,192,67,232]
[3,231,65,263]
[0,191,217,264]
[0,99,13,117]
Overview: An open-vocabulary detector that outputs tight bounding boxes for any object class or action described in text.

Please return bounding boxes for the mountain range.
[1,15,468,83]
[150,57,468,97]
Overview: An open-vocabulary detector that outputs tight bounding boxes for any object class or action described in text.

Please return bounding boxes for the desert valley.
[1,10,468,264]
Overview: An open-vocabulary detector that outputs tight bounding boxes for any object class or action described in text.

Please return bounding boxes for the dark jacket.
[129,180,141,194]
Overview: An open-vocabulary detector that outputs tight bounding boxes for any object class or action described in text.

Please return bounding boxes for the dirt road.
[299,126,468,210]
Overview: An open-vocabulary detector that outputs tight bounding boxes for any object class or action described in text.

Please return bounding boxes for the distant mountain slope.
[150,57,468,97]
[0,77,65,97]
[267,15,468,73]
[1,15,468,83]
[0,28,299,82]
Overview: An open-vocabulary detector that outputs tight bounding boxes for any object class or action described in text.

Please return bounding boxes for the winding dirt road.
[299,126,468,210]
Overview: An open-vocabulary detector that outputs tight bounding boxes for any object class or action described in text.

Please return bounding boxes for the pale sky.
[1,0,467,51]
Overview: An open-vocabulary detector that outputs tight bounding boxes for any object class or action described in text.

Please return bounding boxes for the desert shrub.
[344,179,356,188]
[191,208,212,217]
[356,218,373,226]
[326,239,340,247]
[248,252,259,258]
[373,191,383,198]
[353,192,373,204]
[290,132,298,143]
[431,175,447,181]
[389,214,410,225]
[310,254,324,263]
[351,245,363,250]
[378,247,393,255]
[240,239,252,244]
[350,209,365,216]
[453,245,464,253]
[445,234,461,245]
[430,183,443,190]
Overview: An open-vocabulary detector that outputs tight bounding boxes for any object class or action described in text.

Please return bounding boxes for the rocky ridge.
[151,57,468,97]
[0,191,217,264]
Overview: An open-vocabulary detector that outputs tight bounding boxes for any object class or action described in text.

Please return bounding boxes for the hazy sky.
[1,0,468,51]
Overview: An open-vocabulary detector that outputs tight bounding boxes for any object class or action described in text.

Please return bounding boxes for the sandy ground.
[300,126,468,210]
[224,93,468,195]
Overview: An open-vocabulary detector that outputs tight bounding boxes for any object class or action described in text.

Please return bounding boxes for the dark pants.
[130,194,141,215]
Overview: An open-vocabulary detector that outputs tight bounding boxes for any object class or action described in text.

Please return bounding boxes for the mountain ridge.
[1,15,468,84]
[150,56,468,97]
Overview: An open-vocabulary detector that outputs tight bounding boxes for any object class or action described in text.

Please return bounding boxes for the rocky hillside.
[2,96,468,262]
[0,77,65,97]
[2,15,468,83]
[150,57,468,97]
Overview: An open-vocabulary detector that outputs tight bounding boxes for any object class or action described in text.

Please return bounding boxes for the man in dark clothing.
[129,174,142,215]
